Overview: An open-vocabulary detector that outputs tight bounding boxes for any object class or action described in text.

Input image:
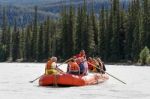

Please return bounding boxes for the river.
[0,63,150,99]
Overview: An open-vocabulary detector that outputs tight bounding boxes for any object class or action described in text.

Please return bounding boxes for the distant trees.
[0,0,149,64]
[0,7,9,61]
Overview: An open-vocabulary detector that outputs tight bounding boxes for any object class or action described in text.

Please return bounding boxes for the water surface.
[0,63,150,99]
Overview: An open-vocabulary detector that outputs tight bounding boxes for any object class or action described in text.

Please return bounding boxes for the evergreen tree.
[99,6,106,59]
[91,1,99,55]
[143,0,150,48]
[76,0,87,53]
[31,6,38,61]
[118,6,126,60]
[67,5,76,57]
[76,6,82,52]
[110,0,120,61]
[125,2,135,60]
[8,26,13,61]
[24,25,32,61]
[86,15,95,56]
[51,21,57,57]
[12,18,20,61]
[1,7,9,60]
[61,6,69,58]
[37,24,44,61]
[81,0,88,51]
[105,9,113,61]
[1,7,7,45]
[19,28,25,60]
[55,19,64,58]
[0,0,149,63]
[132,0,141,61]
[43,17,50,59]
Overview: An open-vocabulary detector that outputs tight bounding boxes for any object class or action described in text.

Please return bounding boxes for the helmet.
[51,56,57,62]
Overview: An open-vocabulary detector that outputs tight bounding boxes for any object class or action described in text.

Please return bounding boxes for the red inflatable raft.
[39,73,109,86]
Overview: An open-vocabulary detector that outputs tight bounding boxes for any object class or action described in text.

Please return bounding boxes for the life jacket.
[46,60,53,69]
[75,53,86,59]
[87,60,94,70]
[88,59,97,70]
[68,62,80,72]
[76,57,85,65]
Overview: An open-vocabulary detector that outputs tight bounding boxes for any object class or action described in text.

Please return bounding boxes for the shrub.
[146,55,150,65]
[139,46,150,65]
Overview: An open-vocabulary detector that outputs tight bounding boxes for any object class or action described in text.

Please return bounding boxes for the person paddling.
[87,57,94,71]
[74,50,86,59]
[45,57,60,75]
[96,57,106,74]
[67,58,80,75]
[73,50,88,75]
[87,57,99,72]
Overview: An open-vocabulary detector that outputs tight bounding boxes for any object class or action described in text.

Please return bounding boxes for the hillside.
[0,0,130,26]
[0,5,58,27]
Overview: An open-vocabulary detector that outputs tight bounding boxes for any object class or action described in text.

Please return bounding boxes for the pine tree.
[91,1,99,55]
[8,26,13,61]
[19,28,25,61]
[118,5,126,60]
[110,0,120,62]
[51,21,57,57]
[43,17,50,59]
[86,15,95,56]
[76,6,82,52]
[37,24,44,61]
[143,0,150,48]
[81,0,88,51]
[67,4,76,57]
[12,18,20,61]
[132,0,141,61]
[99,6,106,59]
[61,6,69,58]
[105,8,113,61]
[1,7,7,45]
[24,25,32,61]
[125,2,134,60]
[76,0,87,53]
[1,7,9,60]
[31,6,38,61]
[54,21,62,59]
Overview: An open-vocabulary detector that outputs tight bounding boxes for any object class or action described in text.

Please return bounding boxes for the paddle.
[29,75,43,83]
[87,62,127,84]
[29,58,72,83]
[57,58,73,67]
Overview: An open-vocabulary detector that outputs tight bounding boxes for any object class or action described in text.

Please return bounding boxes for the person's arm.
[51,62,57,68]
[67,64,69,72]
[103,63,106,71]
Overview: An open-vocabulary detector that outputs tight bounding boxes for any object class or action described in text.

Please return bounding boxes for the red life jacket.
[68,61,80,72]
[87,60,93,70]
[46,60,53,69]
[88,59,98,70]
[76,57,85,65]
[75,52,86,59]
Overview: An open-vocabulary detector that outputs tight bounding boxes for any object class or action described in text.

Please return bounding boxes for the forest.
[0,0,149,65]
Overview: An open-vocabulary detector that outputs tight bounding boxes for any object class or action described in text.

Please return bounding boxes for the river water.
[0,63,150,99]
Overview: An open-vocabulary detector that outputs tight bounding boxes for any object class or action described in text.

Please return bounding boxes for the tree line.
[0,0,149,63]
